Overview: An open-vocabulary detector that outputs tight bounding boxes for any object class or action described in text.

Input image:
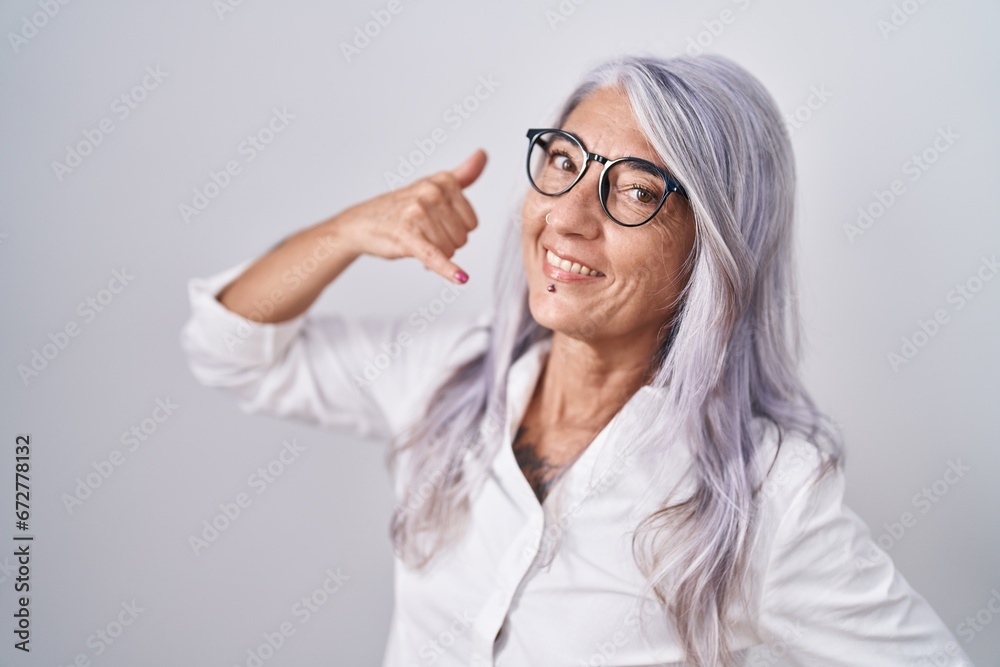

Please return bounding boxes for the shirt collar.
[494,335,675,516]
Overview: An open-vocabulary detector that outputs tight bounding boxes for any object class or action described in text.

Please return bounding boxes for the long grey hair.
[387,53,843,667]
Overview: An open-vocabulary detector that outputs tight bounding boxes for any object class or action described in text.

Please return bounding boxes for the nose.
[546,161,604,237]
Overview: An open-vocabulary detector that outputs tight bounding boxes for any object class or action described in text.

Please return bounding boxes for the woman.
[180,55,969,666]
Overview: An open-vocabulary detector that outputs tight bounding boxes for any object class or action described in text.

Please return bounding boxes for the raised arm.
[180,150,490,439]
[217,149,487,323]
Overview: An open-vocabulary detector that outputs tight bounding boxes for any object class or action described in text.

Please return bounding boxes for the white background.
[1,0,998,665]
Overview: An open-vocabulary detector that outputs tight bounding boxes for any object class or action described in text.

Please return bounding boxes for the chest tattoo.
[512,425,572,505]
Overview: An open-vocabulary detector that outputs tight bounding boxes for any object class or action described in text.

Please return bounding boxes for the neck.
[533,328,662,426]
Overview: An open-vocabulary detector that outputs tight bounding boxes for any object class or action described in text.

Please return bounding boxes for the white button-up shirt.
[180,258,971,667]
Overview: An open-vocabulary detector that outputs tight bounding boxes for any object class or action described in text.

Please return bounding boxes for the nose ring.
[545,213,551,225]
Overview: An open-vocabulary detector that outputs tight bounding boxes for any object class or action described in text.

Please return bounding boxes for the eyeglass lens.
[528,130,667,226]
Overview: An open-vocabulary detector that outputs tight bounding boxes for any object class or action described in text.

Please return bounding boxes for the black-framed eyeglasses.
[525,128,687,228]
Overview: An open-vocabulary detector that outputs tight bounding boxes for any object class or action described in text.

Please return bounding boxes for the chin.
[527,285,587,337]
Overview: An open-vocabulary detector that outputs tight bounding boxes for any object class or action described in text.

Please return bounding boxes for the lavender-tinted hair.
[387,53,843,666]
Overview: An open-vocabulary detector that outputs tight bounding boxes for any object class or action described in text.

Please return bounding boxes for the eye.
[629,185,654,204]
[549,150,578,173]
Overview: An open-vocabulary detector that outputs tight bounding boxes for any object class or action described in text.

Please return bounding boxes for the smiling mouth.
[544,248,605,277]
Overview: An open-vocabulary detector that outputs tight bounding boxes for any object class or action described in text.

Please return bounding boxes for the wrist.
[314,211,362,260]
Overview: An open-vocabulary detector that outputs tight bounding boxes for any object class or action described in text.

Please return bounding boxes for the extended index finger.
[406,228,468,285]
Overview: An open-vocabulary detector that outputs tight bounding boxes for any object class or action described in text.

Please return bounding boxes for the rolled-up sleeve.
[755,453,972,666]
[179,258,489,441]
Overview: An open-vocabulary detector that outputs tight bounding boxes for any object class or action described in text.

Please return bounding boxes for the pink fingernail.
[455,270,468,283]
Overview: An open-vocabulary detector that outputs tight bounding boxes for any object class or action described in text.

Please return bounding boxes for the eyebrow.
[627,159,666,177]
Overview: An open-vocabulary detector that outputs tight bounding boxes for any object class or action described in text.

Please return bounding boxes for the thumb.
[451,148,487,189]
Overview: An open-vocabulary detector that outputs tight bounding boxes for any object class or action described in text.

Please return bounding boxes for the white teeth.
[546,249,603,277]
